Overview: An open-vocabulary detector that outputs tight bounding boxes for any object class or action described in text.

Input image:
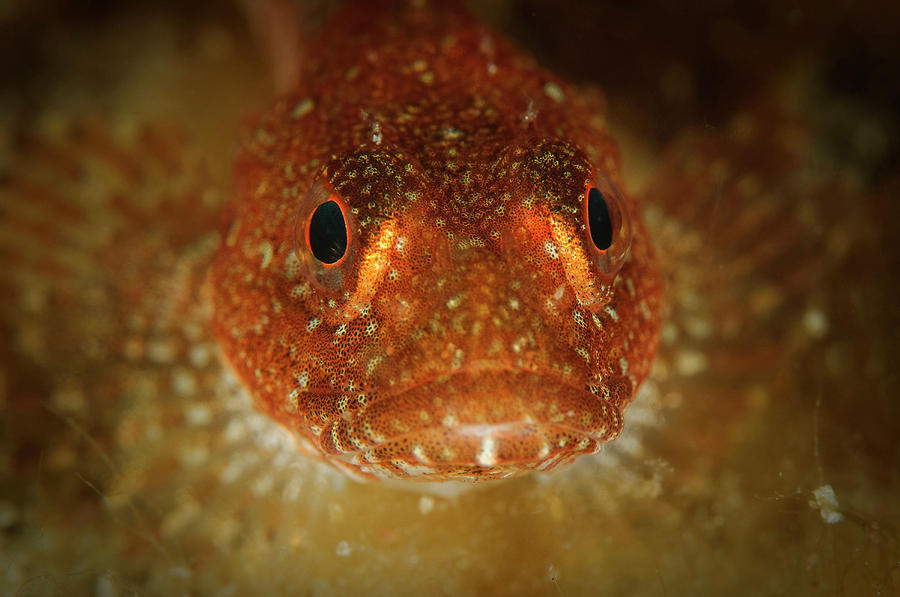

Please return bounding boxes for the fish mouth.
[320,369,626,480]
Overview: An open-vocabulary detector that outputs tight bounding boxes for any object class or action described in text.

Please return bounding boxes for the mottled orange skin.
[211,1,664,480]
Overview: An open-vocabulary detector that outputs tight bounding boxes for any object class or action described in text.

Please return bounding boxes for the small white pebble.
[335,541,353,557]
[418,495,435,515]
[810,484,843,524]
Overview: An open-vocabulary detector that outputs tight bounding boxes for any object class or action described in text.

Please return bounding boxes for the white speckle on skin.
[450,348,465,371]
[284,252,302,279]
[225,220,240,247]
[257,241,273,269]
[306,318,321,332]
[476,436,498,467]
[413,445,430,463]
[573,310,585,328]
[366,355,383,376]
[290,98,315,119]
[291,283,311,299]
[544,241,559,259]
[639,300,652,320]
[543,81,565,103]
[295,371,309,390]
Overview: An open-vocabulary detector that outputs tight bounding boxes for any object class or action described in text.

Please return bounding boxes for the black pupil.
[587,187,613,250]
[309,201,347,264]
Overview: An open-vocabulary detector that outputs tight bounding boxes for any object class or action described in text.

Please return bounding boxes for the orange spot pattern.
[211,2,664,480]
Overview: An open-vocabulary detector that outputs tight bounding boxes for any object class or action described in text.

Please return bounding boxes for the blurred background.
[1,0,898,594]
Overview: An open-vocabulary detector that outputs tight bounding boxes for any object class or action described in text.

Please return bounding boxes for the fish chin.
[320,371,625,481]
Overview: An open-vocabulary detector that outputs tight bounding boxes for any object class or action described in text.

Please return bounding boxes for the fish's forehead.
[245,3,621,188]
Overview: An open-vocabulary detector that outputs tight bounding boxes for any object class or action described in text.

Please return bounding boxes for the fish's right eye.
[293,181,358,294]
[581,171,632,279]
[587,187,613,251]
